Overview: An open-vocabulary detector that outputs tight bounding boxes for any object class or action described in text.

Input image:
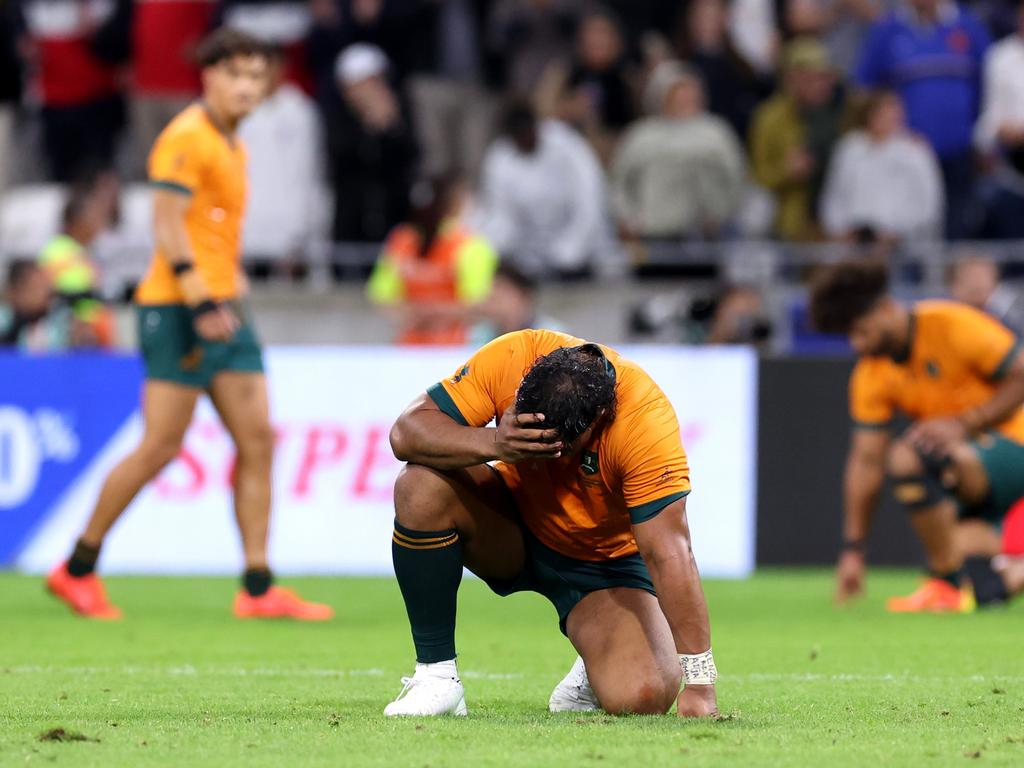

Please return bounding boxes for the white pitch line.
[0,665,524,681]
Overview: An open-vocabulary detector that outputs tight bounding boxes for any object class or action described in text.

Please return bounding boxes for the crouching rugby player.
[382,329,719,717]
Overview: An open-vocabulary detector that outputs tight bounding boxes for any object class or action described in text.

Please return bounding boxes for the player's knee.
[236,423,275,465]
[393,464,453,528]
[887,439,923,477]
[601,674,677,716]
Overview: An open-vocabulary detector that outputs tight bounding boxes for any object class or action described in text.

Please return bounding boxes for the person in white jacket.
[611,62,746,241]
[239,48,329,269]
[820,91,944,241]
[474,99,618,279]
[974,2,1024,238]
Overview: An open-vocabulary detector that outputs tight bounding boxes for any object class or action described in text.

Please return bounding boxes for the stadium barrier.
[756,357,923,567]
[1,346,757,577]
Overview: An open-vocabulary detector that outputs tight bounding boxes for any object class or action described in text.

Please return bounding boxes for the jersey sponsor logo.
[947,29,970,55]
[580,450,599,475]
[925,360,941,378]
[452,365,470,384]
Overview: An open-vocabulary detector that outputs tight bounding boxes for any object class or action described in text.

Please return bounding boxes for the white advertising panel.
[16,346,757,577]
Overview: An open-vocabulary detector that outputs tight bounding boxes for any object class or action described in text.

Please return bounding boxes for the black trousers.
[41,95,125,182]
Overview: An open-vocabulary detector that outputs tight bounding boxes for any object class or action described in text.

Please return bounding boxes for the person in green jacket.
[749,38,856,241]
[37,173,119,347]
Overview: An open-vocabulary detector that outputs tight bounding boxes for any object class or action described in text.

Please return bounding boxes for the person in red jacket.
[16,0,131,181]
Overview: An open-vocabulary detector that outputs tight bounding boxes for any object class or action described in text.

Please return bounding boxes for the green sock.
[392,520,463,663]
[931,568,963,588]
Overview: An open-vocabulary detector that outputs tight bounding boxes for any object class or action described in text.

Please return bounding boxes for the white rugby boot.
[384,660,467,717]
[548,655,601,712]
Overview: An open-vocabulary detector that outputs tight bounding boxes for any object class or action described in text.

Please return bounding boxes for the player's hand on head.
[494,406,563,463]
[834,549,866,604]
[194,304,239,342]
[677,684,718,718]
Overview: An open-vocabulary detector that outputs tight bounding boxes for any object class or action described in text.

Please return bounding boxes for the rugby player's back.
[136,104,248,305]
[851,300,1024,440]
[430,329,692,561]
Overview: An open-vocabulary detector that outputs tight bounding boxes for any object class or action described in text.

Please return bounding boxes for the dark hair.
[409,172,465,255]
[515,345,617,445]
[500,97,537,138]
[494,261,538,295]
[6,259,40,289]
[809,259,889,334]
[62,186,91,229]
[855,89,900,130]
[195,28,271,69]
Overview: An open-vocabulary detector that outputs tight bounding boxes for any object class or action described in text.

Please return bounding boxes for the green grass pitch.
[1,570,1022,767]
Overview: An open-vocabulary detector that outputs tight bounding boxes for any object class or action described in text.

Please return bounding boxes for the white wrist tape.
[679,649,718,685]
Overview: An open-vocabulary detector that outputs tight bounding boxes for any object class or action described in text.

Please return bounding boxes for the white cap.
[334,43,389,86]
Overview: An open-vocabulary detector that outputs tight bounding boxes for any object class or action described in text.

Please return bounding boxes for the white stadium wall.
[4,347,758,577]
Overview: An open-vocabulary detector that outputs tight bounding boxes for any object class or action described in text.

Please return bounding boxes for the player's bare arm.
[907,349,1024,456]
[836,428,890,603]
[633,497,718,718]
[390,394,563,469]
[152,189,238,342]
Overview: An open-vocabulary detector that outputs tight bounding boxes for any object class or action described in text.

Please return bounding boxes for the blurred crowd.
[2,0,1024,349]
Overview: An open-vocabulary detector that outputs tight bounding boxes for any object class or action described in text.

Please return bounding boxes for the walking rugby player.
[811,260,1024,612]
[47,29,331,621]
[382,329,719,717]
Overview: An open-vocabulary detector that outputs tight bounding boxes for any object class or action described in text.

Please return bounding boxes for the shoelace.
[393,676,417,701]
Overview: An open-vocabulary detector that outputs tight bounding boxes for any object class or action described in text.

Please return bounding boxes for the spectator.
[750,38,852,241]
[213,0,314,91]
[856,0,990,239]
[705,285,773,347]
[947,253,1024,334]
[730,0,780,74]
[308,0,415,104]
[406,0,504,178]
[131,0,215,160]
[0,260,60,348]
[15,0,131,181]
[820,91,944,241]
[475,99,615,279]
[367,173,498,345]
[674,0,774,140]
[325,43,417,245]
[780,0,883,74]
[490,0,583,93]
[471,260,564,345]
[37,173,119,347]
[610,62,746,240]
[535,8,637,165]
[239,47,328,271]
[1,0,22,193]
[975,0,1024,238]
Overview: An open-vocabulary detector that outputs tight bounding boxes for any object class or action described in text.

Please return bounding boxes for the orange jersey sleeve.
[428,332,531,426]
[427,329,588,427]
[850,359,896,429]
[944,304,1022,380]
[148,123,207,195]
[605,371,691,524]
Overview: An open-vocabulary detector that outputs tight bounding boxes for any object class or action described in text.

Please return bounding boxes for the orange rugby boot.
[233,586,334,621]
[885,578,975,613]
[46,562,122,620]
